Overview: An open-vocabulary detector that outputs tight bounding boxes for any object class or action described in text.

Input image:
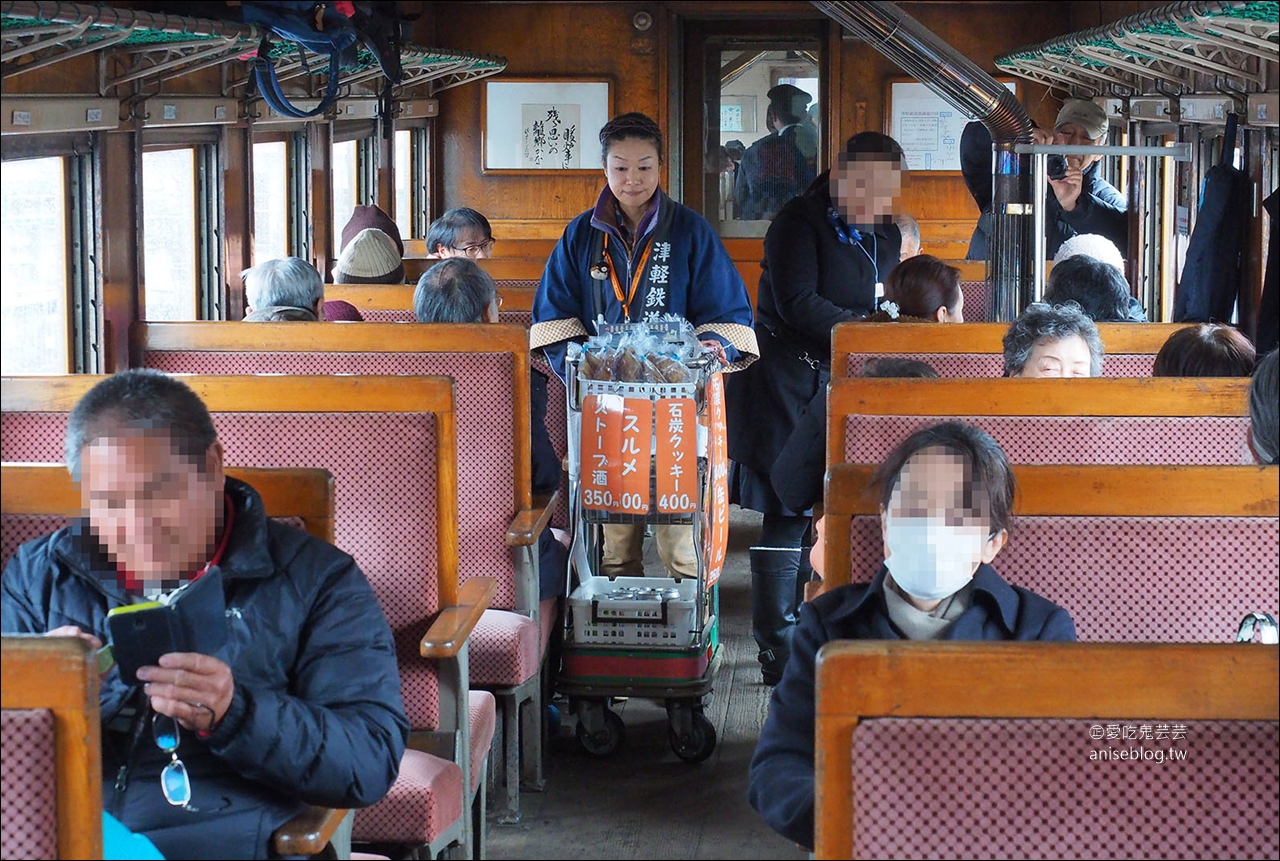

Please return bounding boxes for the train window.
[395,128,412,240]
[1,156,70,374]
[332,138,358,255]
[253,140,289,263]
[142,148,198,320]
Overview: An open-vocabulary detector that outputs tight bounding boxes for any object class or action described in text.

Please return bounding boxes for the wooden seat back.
[822,463,1280,641]
[1,464,335,567]
[826,377,1252,468]
[814,641,1280,860]
[322,283,536,325]
[1,636,101,860]
[831,322,1191,379]
[130,323,542,615]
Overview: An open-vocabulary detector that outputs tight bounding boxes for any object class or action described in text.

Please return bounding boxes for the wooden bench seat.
[814,641,1280,860]
[130,322,556,821]
[822,463,1279,641]
[826,377,1253,468]
[831,322,1191,379]
[2,374,493,859]
[1,465,349,859]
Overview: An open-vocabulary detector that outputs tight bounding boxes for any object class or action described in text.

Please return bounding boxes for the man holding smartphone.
[1,370,408,860]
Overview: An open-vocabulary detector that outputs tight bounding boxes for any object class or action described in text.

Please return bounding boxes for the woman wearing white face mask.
[747,422,1076,851]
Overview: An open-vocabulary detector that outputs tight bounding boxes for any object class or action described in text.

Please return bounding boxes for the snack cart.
[558,321,731,763]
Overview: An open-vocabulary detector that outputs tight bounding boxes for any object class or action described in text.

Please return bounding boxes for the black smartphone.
[107,602,183,685]
[105,569,229,685]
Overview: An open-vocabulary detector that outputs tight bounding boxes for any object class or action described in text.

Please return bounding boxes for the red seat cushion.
[851,717,1280,860]
[468,692,496,794]
[352,750,464,844]
[1,709,58,861]
[469,610,539,687]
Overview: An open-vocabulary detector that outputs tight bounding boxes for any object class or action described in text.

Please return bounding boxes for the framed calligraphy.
[482,77,613,174]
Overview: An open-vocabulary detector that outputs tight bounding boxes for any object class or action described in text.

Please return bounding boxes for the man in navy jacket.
[2,370,407,860]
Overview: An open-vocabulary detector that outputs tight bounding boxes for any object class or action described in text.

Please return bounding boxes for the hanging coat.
[1175,115,1250,323]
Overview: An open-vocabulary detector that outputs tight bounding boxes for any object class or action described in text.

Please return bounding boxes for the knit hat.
[1055,99,1108,140]
[323,299,365,322]
[333,228,406,284]
[339,204,404,256]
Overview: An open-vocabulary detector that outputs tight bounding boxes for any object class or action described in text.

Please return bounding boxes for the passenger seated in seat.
[1,370,407,860]
[1248,349,1278,465]
[241,257,325,322]
[1002,301,1103,378]
[1152,323,1256,378]
[894,212,921,261]
[863,255,964,323]
[333,227,406,285]
[1043,254,1142,323]
[414,258,569,599]
[748,422,1077,850]
[424,207,496,260]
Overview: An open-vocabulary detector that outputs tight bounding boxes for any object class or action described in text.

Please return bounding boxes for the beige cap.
[1055,99,1108,140]
[333,228,404,283]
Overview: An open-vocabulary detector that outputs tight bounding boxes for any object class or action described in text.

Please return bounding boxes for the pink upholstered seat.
[843,513,1280,641]
[1,515,63,569]
[353,750,464,845]
[851,717,1280,860]
[141,352,519,616]
[359,309,415,323]
[958,280,993,323]
[844,352,1156,378]
[0,709,57,861]
[468,692,496,794]
[843,415,1251,465]
[470,611,539,688]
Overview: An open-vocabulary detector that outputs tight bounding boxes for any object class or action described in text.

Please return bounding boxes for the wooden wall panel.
[428,2,664,239]
[426,1,1088,237]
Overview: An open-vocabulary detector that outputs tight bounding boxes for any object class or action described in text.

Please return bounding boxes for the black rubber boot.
[751,547,801,686]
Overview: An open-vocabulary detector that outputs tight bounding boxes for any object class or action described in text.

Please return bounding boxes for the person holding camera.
[1036,99,1128,259]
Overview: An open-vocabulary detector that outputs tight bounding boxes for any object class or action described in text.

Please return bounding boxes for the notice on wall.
[889,80,1017,171]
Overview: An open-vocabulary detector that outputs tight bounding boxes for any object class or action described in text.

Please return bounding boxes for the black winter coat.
[747,564,1077,849]
[727,191,899,478]
[1046,161,1129,259]
[1,478,409,860]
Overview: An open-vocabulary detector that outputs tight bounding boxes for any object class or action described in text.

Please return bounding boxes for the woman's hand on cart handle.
[699,339,729,367]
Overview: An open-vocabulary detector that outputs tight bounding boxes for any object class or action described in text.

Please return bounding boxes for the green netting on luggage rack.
[0,13,252,45]
[996,0,1278,69]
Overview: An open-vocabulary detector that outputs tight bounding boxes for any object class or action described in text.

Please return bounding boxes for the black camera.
[1047,154,1069,181]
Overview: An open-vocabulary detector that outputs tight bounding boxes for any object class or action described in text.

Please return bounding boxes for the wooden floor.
[486,506,809,860]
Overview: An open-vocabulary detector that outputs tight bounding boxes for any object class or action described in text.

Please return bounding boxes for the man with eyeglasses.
[1,370,408,860]
[425,206,497,259]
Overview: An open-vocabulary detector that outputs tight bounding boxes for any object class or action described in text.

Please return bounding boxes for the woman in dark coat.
[725,132,906,685]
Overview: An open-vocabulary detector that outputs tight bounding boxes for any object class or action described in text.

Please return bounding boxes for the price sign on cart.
[580,393,652,515]
[656,398,698,513]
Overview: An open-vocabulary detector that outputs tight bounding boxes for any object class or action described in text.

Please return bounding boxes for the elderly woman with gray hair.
[242,257,324,322]
[1002,302,1103,378]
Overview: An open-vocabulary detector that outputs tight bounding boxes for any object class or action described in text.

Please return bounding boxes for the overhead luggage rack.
[995,0,1278,96]
[1,0,505,96]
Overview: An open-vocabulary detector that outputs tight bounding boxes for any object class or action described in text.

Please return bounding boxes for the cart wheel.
[669,710,716,763]
[576,709,625,757]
